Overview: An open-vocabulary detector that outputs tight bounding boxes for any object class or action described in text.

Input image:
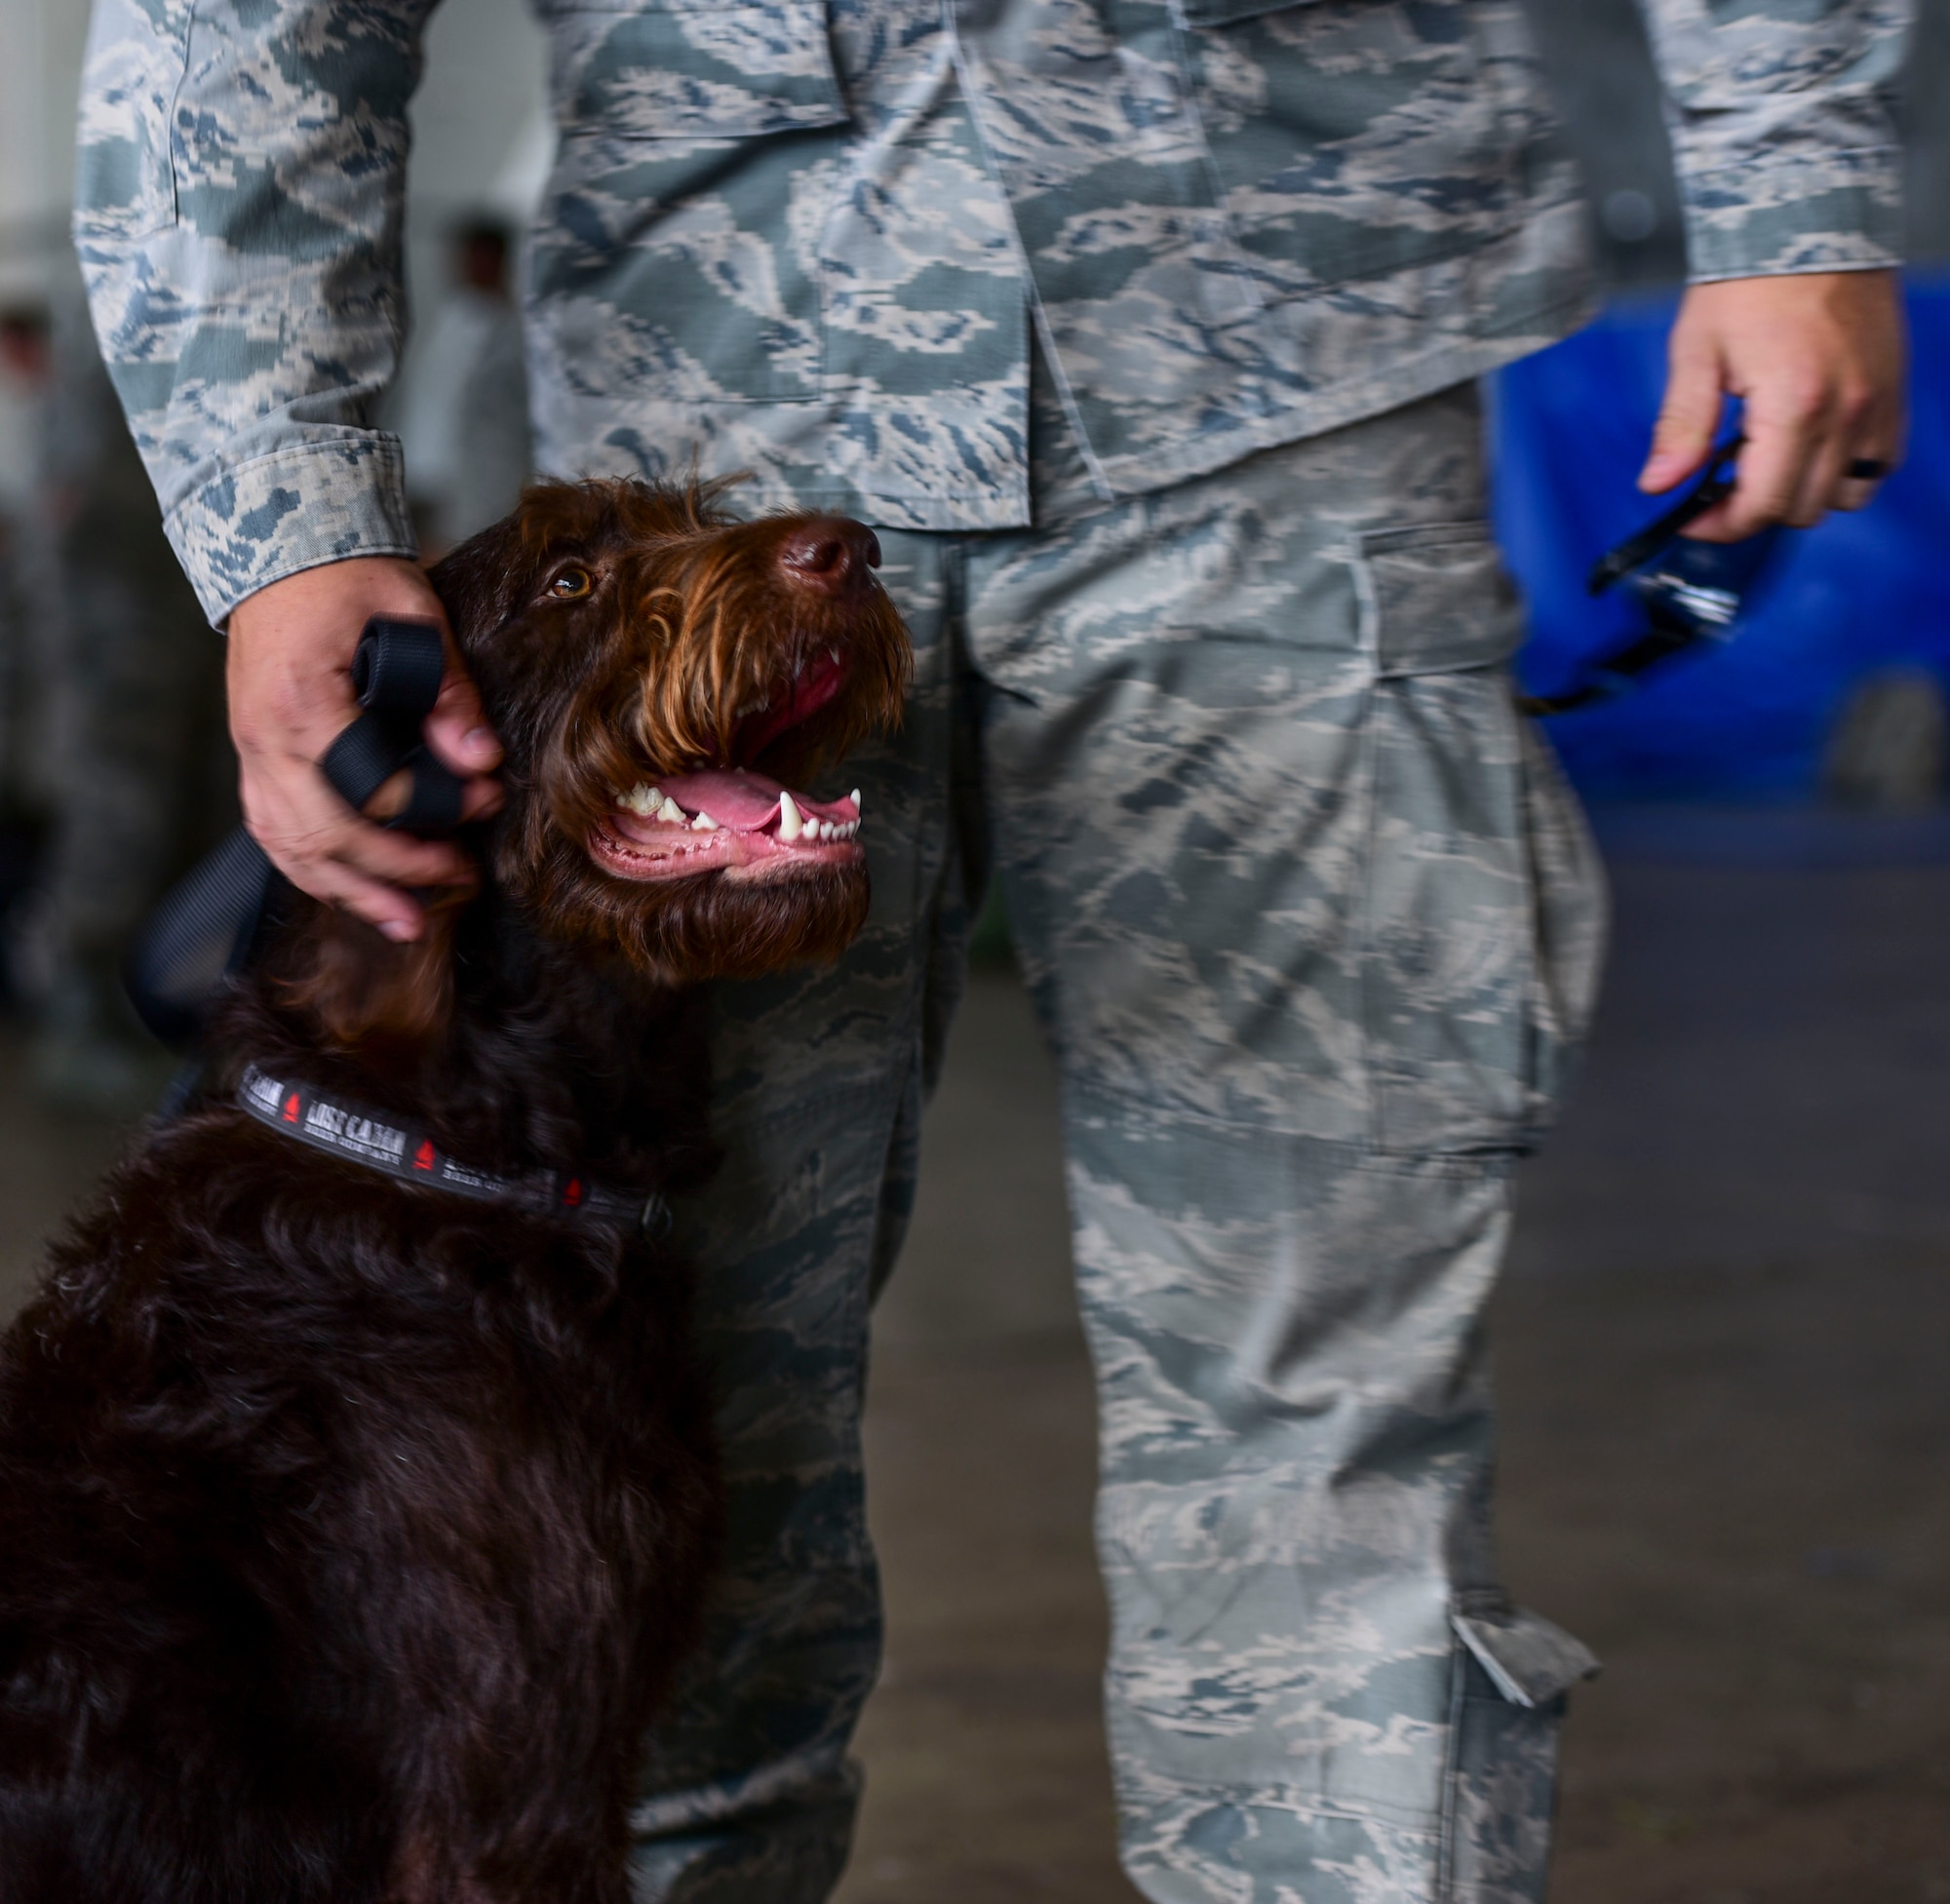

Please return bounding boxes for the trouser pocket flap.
[1452,1602,1599,1709]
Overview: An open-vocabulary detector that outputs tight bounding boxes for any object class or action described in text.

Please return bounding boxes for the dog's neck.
[220,893,717,1196]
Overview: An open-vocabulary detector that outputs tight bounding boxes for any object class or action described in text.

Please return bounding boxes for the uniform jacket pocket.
[1174,0,1327,27]
[73,0,192,240]
[543,0,850,140]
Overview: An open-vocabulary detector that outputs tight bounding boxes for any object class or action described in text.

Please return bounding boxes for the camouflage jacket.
[74,0,1911,624]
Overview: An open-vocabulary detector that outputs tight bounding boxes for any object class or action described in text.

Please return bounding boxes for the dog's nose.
[779,518,881,597]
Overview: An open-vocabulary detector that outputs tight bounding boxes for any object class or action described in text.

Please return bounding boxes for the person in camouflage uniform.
[72,0,1910,1898]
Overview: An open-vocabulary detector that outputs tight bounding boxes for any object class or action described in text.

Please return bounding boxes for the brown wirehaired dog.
[0,480,912,1903]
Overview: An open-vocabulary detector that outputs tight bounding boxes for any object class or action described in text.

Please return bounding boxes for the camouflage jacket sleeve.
[72,0,435,625]
[1636,0,1913,281]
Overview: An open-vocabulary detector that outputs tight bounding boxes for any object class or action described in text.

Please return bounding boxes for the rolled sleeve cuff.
[1681,145,1906,283]
[164,431,418,627]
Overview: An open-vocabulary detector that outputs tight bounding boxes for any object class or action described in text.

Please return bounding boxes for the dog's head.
[266,480,911,1059]
[430,477,912,983]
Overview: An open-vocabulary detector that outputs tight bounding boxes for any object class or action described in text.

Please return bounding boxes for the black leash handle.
[319,618,464,831]
[1518,434,1758,719]
[1582,435,1745,598]
[125,618,461,1047]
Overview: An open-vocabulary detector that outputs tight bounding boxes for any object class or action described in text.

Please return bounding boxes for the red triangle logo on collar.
[412,1140,437,1172]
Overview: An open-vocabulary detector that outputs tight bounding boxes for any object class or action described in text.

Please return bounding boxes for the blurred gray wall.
[1903,0,1950,264]
[0,0,90,305]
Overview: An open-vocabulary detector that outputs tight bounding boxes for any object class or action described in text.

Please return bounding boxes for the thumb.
[1639,330,1725,493]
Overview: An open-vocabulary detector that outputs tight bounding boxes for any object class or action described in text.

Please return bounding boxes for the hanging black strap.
[125,617,464,1047]
[1516,436,1761,719]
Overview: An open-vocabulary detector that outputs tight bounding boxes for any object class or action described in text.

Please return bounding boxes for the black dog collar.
[236,1065,669,1234]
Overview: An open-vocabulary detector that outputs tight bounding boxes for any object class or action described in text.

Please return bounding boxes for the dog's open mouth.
[591,648,867,883]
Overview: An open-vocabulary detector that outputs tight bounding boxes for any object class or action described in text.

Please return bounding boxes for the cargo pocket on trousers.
[1514,719,1606,1140]
[1438,1599,1599,1904]
[1354,523,1538,1154]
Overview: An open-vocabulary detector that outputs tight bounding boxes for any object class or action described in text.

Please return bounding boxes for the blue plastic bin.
[1493,277,1950,799]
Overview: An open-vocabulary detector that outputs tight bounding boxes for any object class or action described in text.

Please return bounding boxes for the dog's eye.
[549,567,593,600]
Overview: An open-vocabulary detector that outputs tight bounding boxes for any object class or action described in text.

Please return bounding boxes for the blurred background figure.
[392,216,533,560]
[1,271,234,1112]
[0,302,55,904]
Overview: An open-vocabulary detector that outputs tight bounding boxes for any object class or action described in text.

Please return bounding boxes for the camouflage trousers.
[634,379,1607,1904]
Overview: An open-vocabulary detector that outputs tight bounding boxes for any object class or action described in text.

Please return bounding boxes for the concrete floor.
[4,832,1950,1901]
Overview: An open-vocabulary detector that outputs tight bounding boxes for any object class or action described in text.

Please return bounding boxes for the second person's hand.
[1637,269,1906,538]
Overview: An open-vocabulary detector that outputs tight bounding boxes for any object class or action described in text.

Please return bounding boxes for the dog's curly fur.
[0,480,912,1904]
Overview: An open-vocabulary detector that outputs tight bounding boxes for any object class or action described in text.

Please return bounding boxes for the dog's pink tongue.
[656,769,857,834]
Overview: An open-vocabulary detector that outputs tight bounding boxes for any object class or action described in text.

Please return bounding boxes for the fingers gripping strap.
[125,616,467,1051]
[394,751,466,835]
[354,617,448,719]
[319,713,403,814]
[319,620,464,836]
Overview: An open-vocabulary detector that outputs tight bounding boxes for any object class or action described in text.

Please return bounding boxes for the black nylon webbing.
[318,712,403,814]
[126,618,465,1047]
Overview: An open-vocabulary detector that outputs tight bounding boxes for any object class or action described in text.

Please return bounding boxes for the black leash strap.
[1581,437,1744,598]
[236,1065,670,1235]
[1517,436,1765,719]
[126,618,464,1046]
[319,619,465,833]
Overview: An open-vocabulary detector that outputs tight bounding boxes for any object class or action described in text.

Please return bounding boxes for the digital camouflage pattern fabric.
[73,0,1910,623]
[632,378,1604,1904]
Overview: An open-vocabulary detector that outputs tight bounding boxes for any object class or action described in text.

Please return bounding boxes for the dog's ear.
[274,895,463,1054]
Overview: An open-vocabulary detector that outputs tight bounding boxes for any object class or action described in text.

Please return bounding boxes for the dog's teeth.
[777,791,803,841]
[617,784,661,816]
[849,789,862,816]
[657,796,686,825]
[690,810,719,831]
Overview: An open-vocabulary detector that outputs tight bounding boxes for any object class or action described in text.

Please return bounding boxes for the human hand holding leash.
[1639,268,1906,537]
[227,558,504,941]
